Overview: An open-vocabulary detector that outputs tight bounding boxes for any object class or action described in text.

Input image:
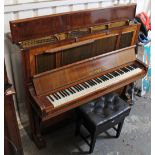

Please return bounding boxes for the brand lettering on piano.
[89,68,103,76]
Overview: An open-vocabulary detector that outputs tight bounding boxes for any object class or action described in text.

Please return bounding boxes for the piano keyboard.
[46,65,142,107]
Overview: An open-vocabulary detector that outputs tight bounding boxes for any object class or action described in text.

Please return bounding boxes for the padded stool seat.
[75,93,131,153]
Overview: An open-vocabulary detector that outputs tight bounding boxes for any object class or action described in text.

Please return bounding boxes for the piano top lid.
[32,46,136,96]
[9,3,136,44]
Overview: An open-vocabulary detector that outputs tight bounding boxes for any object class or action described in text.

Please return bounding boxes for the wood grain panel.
[119,31,134,48]
[10,4,136,43]
[33,46,136,96]
[93,35,117,55]
[36,53,56,74]
[61,43,93,66]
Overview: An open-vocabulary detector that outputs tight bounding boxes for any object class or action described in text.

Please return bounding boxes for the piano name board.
[89,68,104,76]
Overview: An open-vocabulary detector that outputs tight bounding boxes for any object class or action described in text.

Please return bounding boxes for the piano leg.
[32,112,46,149]
[121,83,135,105]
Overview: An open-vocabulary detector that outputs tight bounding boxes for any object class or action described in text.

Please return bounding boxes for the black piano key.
[100,76,107,81]
[85,82,91,87]
[93,78,98,83]
[92,80,98,85]
[115,71,121,75]
[127,66,134,70]
[74,86,80,92]
[125,67,130,71]
[96,78,102,83]
[68,88,74,94]
[87,80,93,86]
[82,83,88,88]
[65,89,71,95]
[67,88,72,94]
[79,84,85,90]
[59,91,65,97]
[130,65,136,69]
[106,73,113,78]
[49,96,54,102]
[121,67,128,73]
[97,78,102,83]
[70,87,76,93]
[66,89,72,95]
[110,72,115,77]
[98,77,104,82]
[76,85,82,91]
[117,69,124,74]
[114,71,119,76]
[81,83,87,88]
[111,72,118,77]
[77,85,82,91]
[85,82,90,88]
[62,90,68,96]
[78,84,84,90]
[131,64,137,69]
[125,67,130,72]
[99,76,105,81]
[95,78,101,83]
[104,75,110,80]
[53,94,59,100]
[109,73,115,78]
[64,90,70,95]
[113,72,118,76]
[55,93,61,99]
[91,80,97,85]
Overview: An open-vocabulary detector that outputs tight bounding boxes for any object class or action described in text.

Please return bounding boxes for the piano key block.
[46,65,142,107]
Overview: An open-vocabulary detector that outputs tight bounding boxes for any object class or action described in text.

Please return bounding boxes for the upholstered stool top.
[78,93,131,127]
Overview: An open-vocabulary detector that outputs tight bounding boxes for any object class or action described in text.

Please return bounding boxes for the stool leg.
[116,120,124,138]
[89,132,97,153]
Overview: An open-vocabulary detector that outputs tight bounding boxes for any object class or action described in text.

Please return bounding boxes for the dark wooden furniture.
[8,3,147,148]
[4,65,24,155]
[75,93,131,153]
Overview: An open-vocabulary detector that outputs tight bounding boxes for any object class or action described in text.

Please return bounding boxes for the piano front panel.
[61,43,93,66]
[36,53,56,74]
[93,35,117,55]
[33,46,136,96]
[61,35,117,66]
[119,31,134,48]
[27,23,140,83]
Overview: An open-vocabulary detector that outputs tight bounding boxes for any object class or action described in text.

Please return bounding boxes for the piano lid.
[32,46,136,96]
[10,4,136,43]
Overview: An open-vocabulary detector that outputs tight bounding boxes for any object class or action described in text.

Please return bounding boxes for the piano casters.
[32,112,46,149]
[122,82,136,105]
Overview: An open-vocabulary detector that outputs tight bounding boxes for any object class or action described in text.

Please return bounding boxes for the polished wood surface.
[30,46,147,120]
[8,4,144,149]
[33,46,136,96]
[22,23,140,83]
[10,4,136,43]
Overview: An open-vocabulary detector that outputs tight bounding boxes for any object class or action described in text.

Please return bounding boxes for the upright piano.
[8,3,147,148]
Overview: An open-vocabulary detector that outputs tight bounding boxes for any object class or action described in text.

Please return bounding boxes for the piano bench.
[75,93,131,154]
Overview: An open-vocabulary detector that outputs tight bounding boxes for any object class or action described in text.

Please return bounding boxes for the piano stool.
[75,93,131,153]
